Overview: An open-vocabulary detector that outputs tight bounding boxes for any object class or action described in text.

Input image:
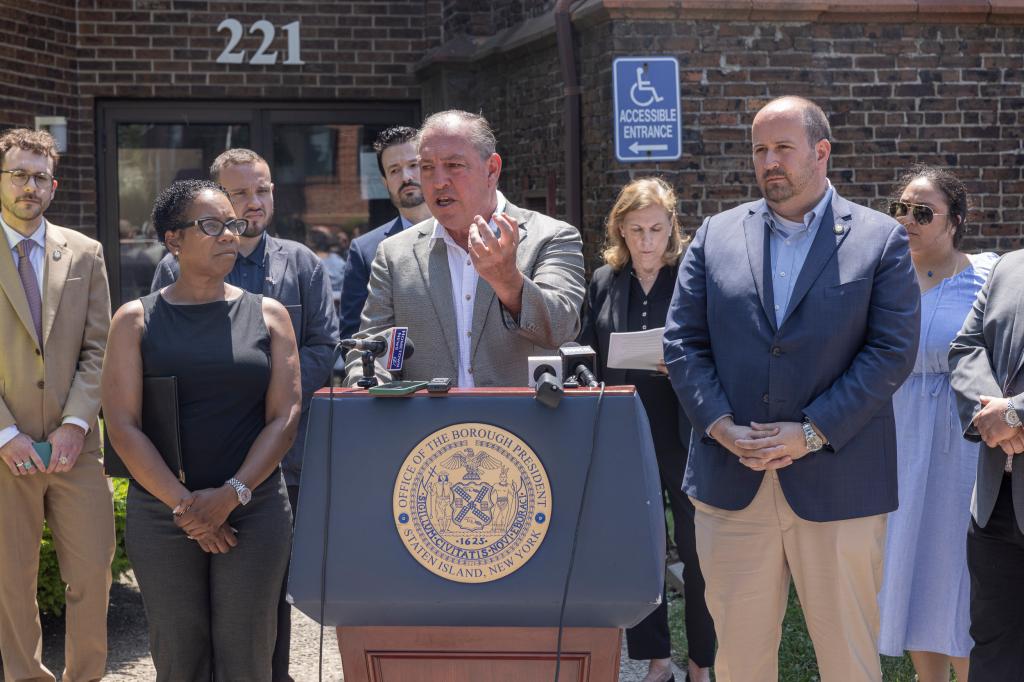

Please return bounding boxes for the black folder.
[103,376,185,483]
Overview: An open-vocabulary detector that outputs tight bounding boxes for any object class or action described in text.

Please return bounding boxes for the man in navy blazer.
[664,97,920,681]
[339,126,431,339]
[150,148,338,682]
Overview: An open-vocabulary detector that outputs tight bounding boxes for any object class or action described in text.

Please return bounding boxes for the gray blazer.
[664,191,921,522]
[949,250,1024,532]
[344,201,585,386]
[151,234,340,487]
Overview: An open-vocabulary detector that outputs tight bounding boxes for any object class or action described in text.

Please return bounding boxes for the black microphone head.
[404,336,415,359]
[559,342,596,371]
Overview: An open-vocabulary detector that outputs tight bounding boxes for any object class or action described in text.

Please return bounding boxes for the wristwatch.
[1003,398,1022,429]
[802,419,825,453]
[226,477,252,506]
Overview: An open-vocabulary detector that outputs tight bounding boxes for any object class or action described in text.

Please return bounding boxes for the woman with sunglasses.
[102,179,301,681]
[877,167,997,682]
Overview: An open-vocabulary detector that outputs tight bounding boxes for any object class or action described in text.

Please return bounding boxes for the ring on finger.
[58,456,68,465]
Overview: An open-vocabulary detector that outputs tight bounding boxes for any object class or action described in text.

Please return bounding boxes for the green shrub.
[37,477,131,616]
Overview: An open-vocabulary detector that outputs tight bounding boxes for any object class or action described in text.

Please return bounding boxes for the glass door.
[97,101,417,307]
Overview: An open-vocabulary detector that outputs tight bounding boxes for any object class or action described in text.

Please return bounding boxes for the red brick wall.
[462,1,1024,261]
[1,0,444,238]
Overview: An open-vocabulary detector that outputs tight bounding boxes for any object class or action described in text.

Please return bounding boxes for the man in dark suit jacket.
[949,252,1024,678]
[663,97,920,681]
[150,148,338,682]
[339,126,431,339]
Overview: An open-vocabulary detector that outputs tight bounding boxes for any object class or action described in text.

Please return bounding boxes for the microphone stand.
[356,349,379,388]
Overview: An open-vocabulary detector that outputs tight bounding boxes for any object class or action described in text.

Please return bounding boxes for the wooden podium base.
[338,625,622,682]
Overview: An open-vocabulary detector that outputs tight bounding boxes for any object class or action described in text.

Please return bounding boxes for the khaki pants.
[0,450,115,682]
[692,471,886,682]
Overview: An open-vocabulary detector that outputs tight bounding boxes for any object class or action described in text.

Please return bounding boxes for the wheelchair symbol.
[629,67,664,107]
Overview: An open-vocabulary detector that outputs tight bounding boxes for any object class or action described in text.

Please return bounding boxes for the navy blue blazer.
[663,192,920,522]
[151,234,340,487]
[339,216,404,339]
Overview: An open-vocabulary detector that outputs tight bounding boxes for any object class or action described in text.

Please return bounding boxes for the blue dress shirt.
[765,183,834,326]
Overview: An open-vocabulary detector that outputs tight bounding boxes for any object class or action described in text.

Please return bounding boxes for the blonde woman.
[579,178,712,682]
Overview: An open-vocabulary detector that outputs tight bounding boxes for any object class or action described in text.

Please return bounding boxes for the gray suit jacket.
[664,191,920,521]
[949,250,1024,531]
[151,234,339,486]
[344,201,585,386]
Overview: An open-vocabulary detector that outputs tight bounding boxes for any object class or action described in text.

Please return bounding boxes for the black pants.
[626,444,716,667]
[126,473,292,682]
[272,484,300,681]
[967,475,1024,681]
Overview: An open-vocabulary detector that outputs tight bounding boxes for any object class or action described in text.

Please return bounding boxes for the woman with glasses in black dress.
[102,179,301,681]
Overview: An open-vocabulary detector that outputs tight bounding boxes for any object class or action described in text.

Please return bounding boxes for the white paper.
[607,327,665,370]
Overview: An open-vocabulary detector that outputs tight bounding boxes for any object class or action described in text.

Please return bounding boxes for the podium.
[290,387,666,682]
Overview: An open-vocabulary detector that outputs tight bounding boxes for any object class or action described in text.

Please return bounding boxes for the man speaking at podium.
[345,110,585,386]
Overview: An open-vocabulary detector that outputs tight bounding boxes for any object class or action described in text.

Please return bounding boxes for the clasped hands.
[172,485,240,553]
[710,417,815,471]
[973,395,1024,455]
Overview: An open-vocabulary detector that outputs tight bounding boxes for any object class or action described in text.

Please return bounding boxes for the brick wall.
[444,1,1024,262]
[1,0,444,237]
[2,0,1022,258]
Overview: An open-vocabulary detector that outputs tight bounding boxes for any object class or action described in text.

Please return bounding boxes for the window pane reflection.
[116,123,250,303]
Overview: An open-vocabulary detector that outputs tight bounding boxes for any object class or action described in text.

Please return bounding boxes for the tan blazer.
[345,201,585,386]
[0,222,110,452]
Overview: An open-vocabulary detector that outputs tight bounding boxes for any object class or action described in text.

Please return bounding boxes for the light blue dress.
[878,251,999,658]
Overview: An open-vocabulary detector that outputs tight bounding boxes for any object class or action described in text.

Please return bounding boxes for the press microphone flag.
[385,326,410,372]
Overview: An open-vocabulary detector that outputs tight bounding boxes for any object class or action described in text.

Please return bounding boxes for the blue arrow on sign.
[613,57,682,163]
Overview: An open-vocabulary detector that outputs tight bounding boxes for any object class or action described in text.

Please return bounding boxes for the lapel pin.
[52,250,61,261]
[833,223,845,235]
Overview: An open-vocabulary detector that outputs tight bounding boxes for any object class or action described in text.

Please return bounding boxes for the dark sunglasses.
[888,201,948,226]
[177,217,248,237]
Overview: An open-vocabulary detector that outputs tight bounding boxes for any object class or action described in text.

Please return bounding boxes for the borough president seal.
[393,422,552,583]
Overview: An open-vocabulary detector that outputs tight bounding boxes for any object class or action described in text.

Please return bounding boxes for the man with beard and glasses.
[150,148,338,682]
[0,128,114,682]
[339,125,432,339]
[663,96,920,681]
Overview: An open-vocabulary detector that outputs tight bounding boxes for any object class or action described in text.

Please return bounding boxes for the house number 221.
[216,19,304,65]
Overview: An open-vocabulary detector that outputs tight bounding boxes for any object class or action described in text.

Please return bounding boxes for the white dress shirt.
[0,217,89,449]
[429,192,508,388]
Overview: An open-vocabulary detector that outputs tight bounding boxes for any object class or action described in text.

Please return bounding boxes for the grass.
[665,585,922,681]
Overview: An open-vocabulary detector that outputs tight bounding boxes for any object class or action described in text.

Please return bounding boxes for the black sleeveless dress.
[139,291,271,491]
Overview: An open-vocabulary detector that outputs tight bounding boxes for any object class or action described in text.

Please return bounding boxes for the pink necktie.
[15,239,43,346]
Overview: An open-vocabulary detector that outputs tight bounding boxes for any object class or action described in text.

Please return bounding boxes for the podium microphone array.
[528,343,599,408]
[339,327,415,388]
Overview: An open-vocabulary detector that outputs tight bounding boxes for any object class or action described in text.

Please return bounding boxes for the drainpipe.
[554,0,582,231]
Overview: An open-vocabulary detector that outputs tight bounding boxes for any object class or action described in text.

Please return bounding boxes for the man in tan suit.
[0,129,114,682]
[345,110,585,385]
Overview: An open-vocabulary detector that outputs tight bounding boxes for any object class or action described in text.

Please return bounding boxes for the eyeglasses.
[177,217,248,237]
[888,201,948,226]
[1,169,55,188]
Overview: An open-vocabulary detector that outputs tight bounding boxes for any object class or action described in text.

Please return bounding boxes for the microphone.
[344,327,416,388]
[340,336,388,355]
[528,355,564,409]
[559,343,599,388]
[340,327,415,367]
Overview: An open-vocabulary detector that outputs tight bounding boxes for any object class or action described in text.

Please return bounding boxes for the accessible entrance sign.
[613,57,681,162]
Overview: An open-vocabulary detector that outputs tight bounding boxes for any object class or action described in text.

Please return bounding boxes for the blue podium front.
[290,386,665,629]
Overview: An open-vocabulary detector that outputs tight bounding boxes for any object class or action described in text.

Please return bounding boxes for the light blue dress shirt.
[765,183,834,326]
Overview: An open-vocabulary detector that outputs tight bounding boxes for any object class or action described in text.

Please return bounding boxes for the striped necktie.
[15,239,43,346]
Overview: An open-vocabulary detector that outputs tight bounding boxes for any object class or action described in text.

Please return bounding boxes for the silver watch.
[226,478,252,506]
[1004,398,1022,429]
[802,419,824,453]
